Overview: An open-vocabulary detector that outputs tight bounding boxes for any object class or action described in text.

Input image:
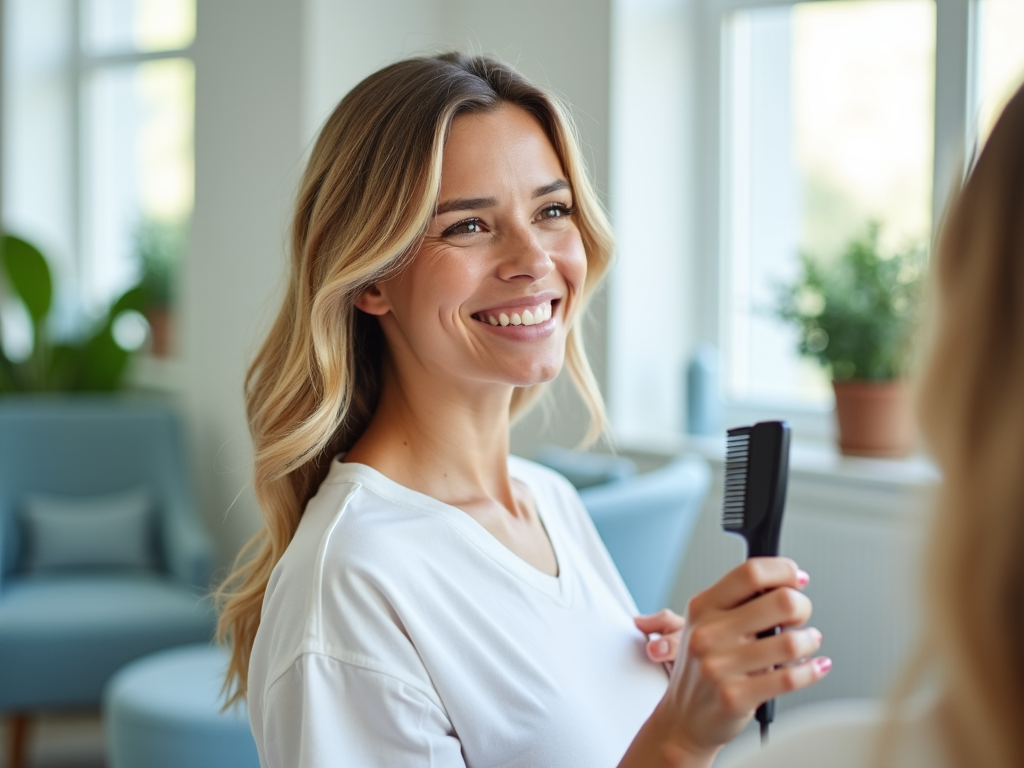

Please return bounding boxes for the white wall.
[184,0,305,565]
[303,0,444,144]
[185,0,615,565]
[608,0,697,439]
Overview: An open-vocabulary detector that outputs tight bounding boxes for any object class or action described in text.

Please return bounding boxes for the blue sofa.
[0,396,216,766]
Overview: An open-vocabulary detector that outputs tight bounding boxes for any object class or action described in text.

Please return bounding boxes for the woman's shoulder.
[251,459,467,697]
[718,698,953,768]
[288,457,479,572]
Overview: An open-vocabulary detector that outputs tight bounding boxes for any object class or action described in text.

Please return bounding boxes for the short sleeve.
[257,653,466,768]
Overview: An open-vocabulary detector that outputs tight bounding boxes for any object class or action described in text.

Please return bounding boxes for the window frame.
[689,0,974,441]
[1,0,195,312]
[73,1,195,312]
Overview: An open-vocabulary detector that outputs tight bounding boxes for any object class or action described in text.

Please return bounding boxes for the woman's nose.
[496,225,554,281]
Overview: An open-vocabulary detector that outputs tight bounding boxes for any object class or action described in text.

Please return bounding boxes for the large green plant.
[0,234,146,392]
[775,224,926,382]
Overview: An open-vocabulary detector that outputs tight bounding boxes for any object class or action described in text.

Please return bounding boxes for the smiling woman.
[215,52,828,768]
[354,106,587,400]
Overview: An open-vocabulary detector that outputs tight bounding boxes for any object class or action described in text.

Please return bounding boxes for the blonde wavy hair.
[215,52,614,704]
[882,81,1024,767]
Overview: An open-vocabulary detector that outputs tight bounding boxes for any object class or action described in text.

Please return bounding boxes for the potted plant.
[0,234,146,392]
[135,219,186,357]
[775,224,926,457]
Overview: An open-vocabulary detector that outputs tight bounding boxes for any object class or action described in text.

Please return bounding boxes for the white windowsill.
[126,354,183,394]
[614,430,939,492]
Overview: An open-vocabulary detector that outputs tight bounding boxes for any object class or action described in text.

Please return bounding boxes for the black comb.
[722,420,791,745]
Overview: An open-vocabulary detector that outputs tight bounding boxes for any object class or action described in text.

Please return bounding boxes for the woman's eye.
[538,203,575,221]
[442,218,485,237]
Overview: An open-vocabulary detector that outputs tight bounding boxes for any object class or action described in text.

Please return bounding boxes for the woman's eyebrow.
[435,180,570,217]
[436,196,496,216]
[533,179,570,198]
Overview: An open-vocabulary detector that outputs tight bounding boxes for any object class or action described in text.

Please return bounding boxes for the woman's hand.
[622,557,829,768]
[635,610,685,671]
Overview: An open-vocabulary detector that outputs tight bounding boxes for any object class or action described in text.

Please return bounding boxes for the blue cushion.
[105,645,260,768]
[580,455,711,613]
[20,487,155,572]
[0,573,214,709]
[533,445,638,489]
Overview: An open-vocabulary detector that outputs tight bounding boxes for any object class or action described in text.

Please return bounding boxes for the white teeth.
[480,302,554,328]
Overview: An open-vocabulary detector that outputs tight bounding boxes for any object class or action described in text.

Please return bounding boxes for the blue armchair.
[0,396,216,767]
[534,447,711,614]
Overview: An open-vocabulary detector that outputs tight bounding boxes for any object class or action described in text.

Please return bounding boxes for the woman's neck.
[344,363,520,515]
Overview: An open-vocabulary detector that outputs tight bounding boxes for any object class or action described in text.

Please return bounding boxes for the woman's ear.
[354,283,391,316]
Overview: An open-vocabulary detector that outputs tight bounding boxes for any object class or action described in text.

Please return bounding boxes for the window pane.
[974,0,1024,143]
[723,0,935,407]
[81,58,194,310]
[83,0,196,55]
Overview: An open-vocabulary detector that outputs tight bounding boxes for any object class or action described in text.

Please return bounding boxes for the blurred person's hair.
[214,52,614,704]
[885,80,1024,767]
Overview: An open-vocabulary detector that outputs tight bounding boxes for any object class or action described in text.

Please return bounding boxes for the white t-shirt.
[717,699,954,768]
[248,456,669,768]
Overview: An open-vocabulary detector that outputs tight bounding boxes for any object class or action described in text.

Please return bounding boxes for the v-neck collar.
[327,456,574,606]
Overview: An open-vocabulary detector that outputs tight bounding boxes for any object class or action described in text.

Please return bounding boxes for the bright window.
[609,0,1024,444]
[722,0,935,408]
[2,0,194,327]
[974,0,1024,143]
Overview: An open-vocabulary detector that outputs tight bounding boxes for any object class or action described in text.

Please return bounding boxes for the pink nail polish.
[655,639,670,656]
[797,569,810,587]
[814,657,832,674]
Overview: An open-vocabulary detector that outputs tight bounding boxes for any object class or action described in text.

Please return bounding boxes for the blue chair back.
[580,455,710,614]
[0,396,197,578]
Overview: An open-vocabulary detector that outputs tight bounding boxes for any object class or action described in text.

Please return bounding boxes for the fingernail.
[814,657,832,674]
[810,627,822,644]
[654,639,670,656]
[797,569,810,587]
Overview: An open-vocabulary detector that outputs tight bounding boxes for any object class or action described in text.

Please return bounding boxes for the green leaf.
[1,234,53,323]
[72,321,131,391]
[110,284,148,317]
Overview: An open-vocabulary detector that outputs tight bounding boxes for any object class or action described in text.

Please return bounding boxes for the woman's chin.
[509,360,563,388]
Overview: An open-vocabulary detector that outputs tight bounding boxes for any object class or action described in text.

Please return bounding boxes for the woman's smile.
[471,292,561,331]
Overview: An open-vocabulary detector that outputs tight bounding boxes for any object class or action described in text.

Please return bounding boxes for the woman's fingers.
[717,656,833,716]
[649,558,826,755]
[691,586,814,656]
[646,632,680,663]
[687,557,808,618]
[701,627,823,679]
[634,609,685,635]
[635,610,685,663]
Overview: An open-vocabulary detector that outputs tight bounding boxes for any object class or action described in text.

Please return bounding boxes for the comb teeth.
[722,427,751,531]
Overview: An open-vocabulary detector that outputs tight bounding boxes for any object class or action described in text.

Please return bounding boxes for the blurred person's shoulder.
[717,698,953,768]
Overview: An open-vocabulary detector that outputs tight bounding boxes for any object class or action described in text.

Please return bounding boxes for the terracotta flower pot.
[832,379,914,458]
[145,307,173,358]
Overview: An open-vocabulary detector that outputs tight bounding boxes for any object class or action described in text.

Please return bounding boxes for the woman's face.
[360,104,587,393]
